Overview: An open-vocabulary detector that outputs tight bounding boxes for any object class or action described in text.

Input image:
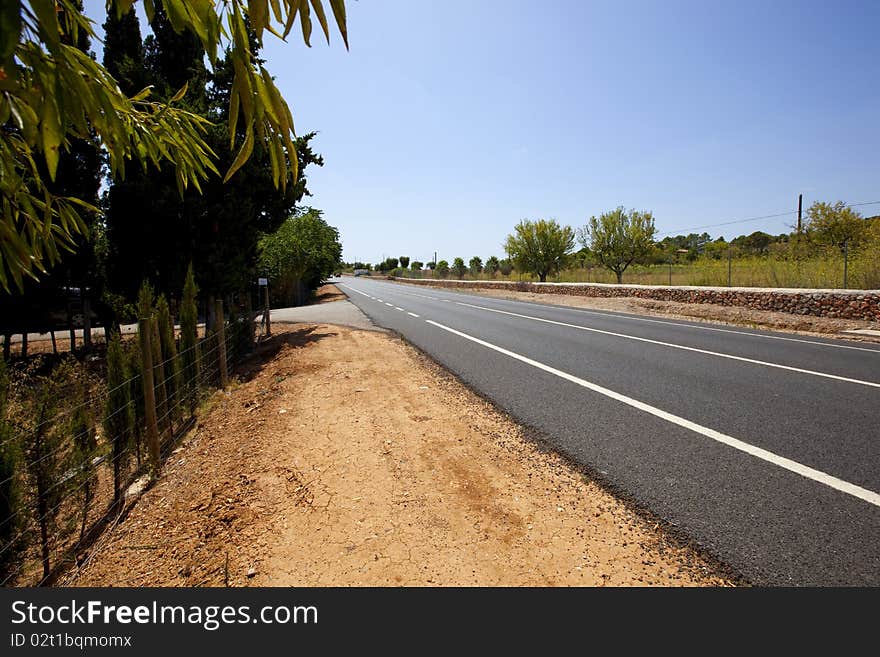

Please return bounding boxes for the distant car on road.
[353,269,370,277]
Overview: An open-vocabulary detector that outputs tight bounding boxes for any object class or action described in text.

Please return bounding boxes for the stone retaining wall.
[391,278,880,322]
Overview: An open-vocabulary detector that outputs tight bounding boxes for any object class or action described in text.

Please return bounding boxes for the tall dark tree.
[144,5,207,103]
[104,14,323,307]
[102,7,148,97]
[104,5,208,302]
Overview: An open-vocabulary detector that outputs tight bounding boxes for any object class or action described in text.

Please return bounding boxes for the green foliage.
[451,257,466,279]
[504,219,575,282]
[580,208,655,284]
[426,261,437,270]
[410,260,423,271]
[468,256,483,275]
[435,260,449,277]
[68,382,97,541]
[0,358,23,577]
[22,358,84,578]
[485,256,500,277]
[258,208,342,305]
[137,280,155,320]
[499,258,513,276]
[148,315,168,438]
[104,330,133,503]
[399,256,410,269]
[0,0,349,291]
[156,295,181,423]
[179,264,199,412]
[105,11,327,303]
[101,4,147,97]
[729,231,777,256]
[227,305,255,358]
[806,201,867,253]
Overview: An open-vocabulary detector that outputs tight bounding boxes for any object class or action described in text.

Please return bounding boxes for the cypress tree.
[149,314,169,438]
[104,331,133,504]
[156,296,181,423]
[69,387,96,541]
[102,6,148,97]
[126,338,144,467]
[0,358,22,579]
[137,281,154,321]
[180,265,199,411]
[25,361,77,579]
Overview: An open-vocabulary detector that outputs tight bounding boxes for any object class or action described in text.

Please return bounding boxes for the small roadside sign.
[258,277,268,286]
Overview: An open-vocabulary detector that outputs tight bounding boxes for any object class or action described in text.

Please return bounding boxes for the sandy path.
[67,324,733,587]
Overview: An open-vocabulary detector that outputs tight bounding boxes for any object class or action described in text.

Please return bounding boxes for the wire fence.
[0,310,252,587]
[394,243,880,290]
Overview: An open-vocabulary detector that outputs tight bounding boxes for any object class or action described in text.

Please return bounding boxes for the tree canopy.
[579,208,655,283]
[0,0,348,291]
[806,201,867,253]
[504,219,575,282]
[451,257,466,279]
[258,208,341,305]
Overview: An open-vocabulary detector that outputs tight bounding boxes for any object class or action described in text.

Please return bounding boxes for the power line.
[657,200,880,239]
[658,211,796,238]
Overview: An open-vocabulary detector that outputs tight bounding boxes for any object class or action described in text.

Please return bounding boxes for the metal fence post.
[263,284,271,337]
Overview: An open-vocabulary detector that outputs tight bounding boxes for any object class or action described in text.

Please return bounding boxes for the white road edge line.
[387,280,880,353]
[339,284,371,298]
[455,301,880,388]
[425,319,880,509]
[495,297,880,354]
[407,312,420,318]
[395,307,405,311]
[385,302,394,307]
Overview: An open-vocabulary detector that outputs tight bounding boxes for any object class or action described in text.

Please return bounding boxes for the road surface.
[333,276,880,585]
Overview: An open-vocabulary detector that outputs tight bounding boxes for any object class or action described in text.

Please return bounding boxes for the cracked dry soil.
[67,323,733,587]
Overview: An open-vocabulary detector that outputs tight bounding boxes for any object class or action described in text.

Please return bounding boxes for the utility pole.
[797,193,803,235]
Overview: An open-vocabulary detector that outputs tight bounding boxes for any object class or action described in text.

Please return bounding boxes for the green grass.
[399,250,880,290]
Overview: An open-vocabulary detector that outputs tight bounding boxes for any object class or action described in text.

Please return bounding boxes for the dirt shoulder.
[398,282,880,342]
[308,283,346,305]
[65,323,733,587]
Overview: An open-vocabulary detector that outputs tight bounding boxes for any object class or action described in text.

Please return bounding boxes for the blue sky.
[83,1,880,264]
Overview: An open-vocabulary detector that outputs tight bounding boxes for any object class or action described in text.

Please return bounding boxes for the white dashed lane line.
[339,283,423,319]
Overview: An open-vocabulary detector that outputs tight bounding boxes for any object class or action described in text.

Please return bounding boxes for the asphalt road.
[333,276,880,585]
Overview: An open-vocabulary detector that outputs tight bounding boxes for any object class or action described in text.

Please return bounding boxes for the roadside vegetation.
[348,202,880,290]
[0,2,348,585]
